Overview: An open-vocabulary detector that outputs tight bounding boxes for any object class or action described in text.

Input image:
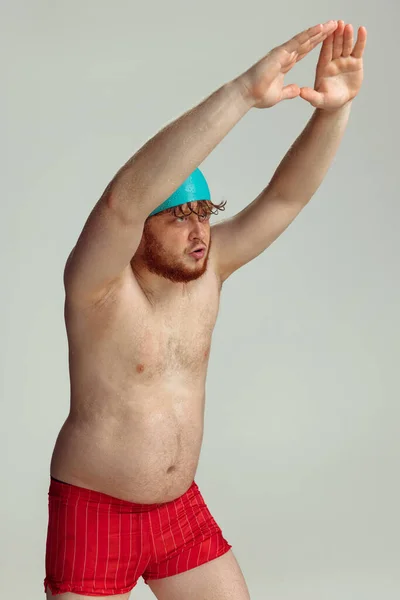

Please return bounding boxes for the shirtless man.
[44,20,366,599]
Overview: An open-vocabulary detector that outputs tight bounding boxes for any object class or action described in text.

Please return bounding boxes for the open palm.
[300,21,367,110]
[241,21,338,108]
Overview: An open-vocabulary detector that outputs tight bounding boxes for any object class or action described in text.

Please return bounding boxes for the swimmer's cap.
[149,168,211,216]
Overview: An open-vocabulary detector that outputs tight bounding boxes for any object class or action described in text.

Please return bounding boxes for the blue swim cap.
[149,168,211,216]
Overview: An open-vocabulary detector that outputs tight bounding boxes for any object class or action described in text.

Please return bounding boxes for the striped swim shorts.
[44,476,232,596]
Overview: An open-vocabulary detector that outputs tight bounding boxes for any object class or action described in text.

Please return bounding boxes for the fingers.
[308,22,337,48]
[299,87,325,108]
[330,22,367,59]
[317,32,334,65]
[332,20,345,59]
[352,26,367,58]
[296,31,332,64]
[281,83,300,101]
[342,24,354,57]
[282,20,366,64]
[286,20,337,55]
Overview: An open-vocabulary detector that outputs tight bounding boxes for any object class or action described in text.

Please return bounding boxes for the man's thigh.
[147,550,251,600]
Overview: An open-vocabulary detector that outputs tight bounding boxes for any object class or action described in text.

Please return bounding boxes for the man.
[44,19,366,599]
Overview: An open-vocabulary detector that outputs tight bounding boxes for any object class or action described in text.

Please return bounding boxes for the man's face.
[140,203,212,283]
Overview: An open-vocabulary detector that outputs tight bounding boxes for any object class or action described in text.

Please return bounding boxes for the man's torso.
[50,257,222,503]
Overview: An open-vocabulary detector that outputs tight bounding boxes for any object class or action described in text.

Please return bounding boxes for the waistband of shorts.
[48,476,198,511]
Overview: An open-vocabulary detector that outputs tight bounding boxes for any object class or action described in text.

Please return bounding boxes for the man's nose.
[189,219,206,238]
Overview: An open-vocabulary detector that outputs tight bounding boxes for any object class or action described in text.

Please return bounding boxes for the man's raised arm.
[64,22,336,305]
[64,80,253,305]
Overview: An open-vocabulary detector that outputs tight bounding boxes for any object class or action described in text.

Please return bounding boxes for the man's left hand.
[300,20,367,110]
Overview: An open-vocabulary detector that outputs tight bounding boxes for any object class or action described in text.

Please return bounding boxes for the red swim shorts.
[44,477,232,596]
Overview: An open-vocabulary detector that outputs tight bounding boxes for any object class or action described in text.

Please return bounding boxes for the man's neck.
[131,260,194,304]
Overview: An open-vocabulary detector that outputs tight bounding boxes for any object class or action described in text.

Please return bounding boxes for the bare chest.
[67,271,222,380]
[129,289,221,377]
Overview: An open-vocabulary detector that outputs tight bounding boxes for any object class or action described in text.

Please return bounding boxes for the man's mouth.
[189,246,206,260]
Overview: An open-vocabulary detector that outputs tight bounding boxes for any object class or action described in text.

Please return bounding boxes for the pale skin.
[47,19,366,600]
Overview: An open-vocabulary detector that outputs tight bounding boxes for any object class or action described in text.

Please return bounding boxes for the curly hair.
[154,199,227,219]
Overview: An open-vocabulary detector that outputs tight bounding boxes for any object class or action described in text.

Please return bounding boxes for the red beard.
[142,226,211,283]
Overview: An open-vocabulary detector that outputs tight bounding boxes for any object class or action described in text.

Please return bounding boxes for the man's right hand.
[238,21,338,108]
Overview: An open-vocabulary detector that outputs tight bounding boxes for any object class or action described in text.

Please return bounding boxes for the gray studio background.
[2,1,399,598]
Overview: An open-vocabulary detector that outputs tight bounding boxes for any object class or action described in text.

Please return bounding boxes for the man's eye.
[176,216,186,222]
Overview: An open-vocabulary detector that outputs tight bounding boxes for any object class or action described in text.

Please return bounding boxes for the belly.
[50,390,205,503]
